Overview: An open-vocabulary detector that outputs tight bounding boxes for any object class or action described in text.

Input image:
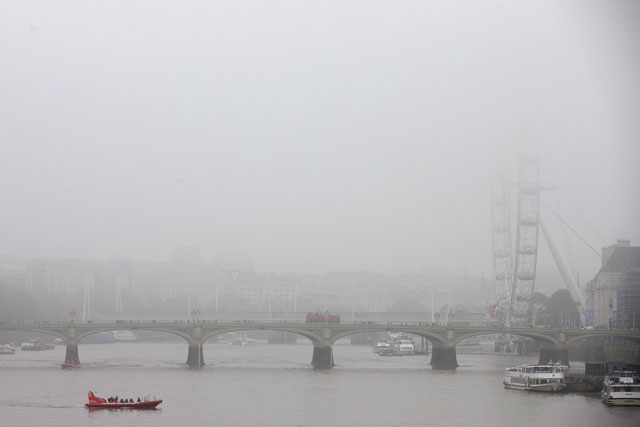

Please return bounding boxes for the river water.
[0,340,638,426]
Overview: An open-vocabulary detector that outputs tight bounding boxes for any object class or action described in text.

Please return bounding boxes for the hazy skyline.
[1,1,638,280]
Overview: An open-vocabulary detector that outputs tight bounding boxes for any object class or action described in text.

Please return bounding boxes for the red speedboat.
[85,392,162,409]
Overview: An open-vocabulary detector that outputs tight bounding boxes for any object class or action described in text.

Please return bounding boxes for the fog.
[1,0,638,279]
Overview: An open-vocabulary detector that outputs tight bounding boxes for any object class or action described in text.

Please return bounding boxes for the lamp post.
[69,310,76,324]
[191,309,201,323]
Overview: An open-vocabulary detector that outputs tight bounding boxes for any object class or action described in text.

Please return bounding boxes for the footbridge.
[2,321,639,369]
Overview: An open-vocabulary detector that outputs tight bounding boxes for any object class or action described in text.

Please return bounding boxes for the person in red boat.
[85,391,162,409]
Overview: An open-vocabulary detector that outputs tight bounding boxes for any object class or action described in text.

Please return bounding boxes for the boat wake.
[0,401,84,409]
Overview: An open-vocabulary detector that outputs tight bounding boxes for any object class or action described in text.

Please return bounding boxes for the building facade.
[618,268,640,329]
[586,240,640,328]
[26,258,99,295]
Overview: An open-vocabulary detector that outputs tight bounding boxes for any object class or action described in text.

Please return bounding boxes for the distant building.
[106,259,132,290]
[132,247,218,305]
[618,268,640,329]
[559,310,581,329]
[26,258,100,295]
[0,254,27,288]
[22,257,133,297]
[213,252,254,273]
[132,260,218,304]
[586,240,640,328]
[219,270,297,311]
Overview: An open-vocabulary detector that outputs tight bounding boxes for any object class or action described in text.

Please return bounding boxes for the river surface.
[0,340,638,426]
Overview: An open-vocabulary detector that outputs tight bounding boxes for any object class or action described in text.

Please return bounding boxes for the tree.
[546,289,577,327]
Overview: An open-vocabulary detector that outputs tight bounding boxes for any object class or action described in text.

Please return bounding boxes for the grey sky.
[1,0,638,279]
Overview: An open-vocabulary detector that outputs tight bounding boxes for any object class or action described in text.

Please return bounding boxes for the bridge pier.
[538,347,569,366]
[311,345,334,369]
[430,344,458,369]
[584,342,607,375]
[186,342,205,368]
[65,342,79,364]
[64,326,79,365]
[186,325,204,369]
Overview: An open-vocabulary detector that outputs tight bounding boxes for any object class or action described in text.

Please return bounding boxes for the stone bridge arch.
[329,327,451,369]
[453,330,559,347]
[2,326,67,342]
[192,325,326,369]
[75,326,193,343]
[200,326,322,345]
[64,325,197,367]
[566,331,640,346]
[330,327,448,346]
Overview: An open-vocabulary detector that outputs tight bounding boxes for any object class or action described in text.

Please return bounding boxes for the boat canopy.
[88,392,107,404]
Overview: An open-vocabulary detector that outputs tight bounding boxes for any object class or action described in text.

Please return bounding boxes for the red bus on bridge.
[305,312,340,324]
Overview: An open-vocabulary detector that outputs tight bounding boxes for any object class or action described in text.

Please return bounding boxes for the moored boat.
[21,339,55,351]
[0,343,16,355]
[85,392,162,409]
[504,364,566,392]
[112,330,137,342]
[229,335,255,346]
[601,371,640,406]
[372,342,391,354]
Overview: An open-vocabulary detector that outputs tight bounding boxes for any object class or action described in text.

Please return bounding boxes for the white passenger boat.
[504,364,566,392]
[229,335,255,346]
[601,371,640,406]
[112,330,137,342]
[21,339,55,351]
[392,339,415,356]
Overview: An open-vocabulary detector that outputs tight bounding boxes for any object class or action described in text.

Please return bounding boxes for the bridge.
[2,321,639,369]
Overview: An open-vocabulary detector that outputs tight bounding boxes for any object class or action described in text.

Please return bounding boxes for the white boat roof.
[506,364,567,369]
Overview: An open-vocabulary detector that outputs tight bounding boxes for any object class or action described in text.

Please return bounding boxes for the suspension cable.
[557,189,607,245]
[540,199,602,259]
[554,190,577,274]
